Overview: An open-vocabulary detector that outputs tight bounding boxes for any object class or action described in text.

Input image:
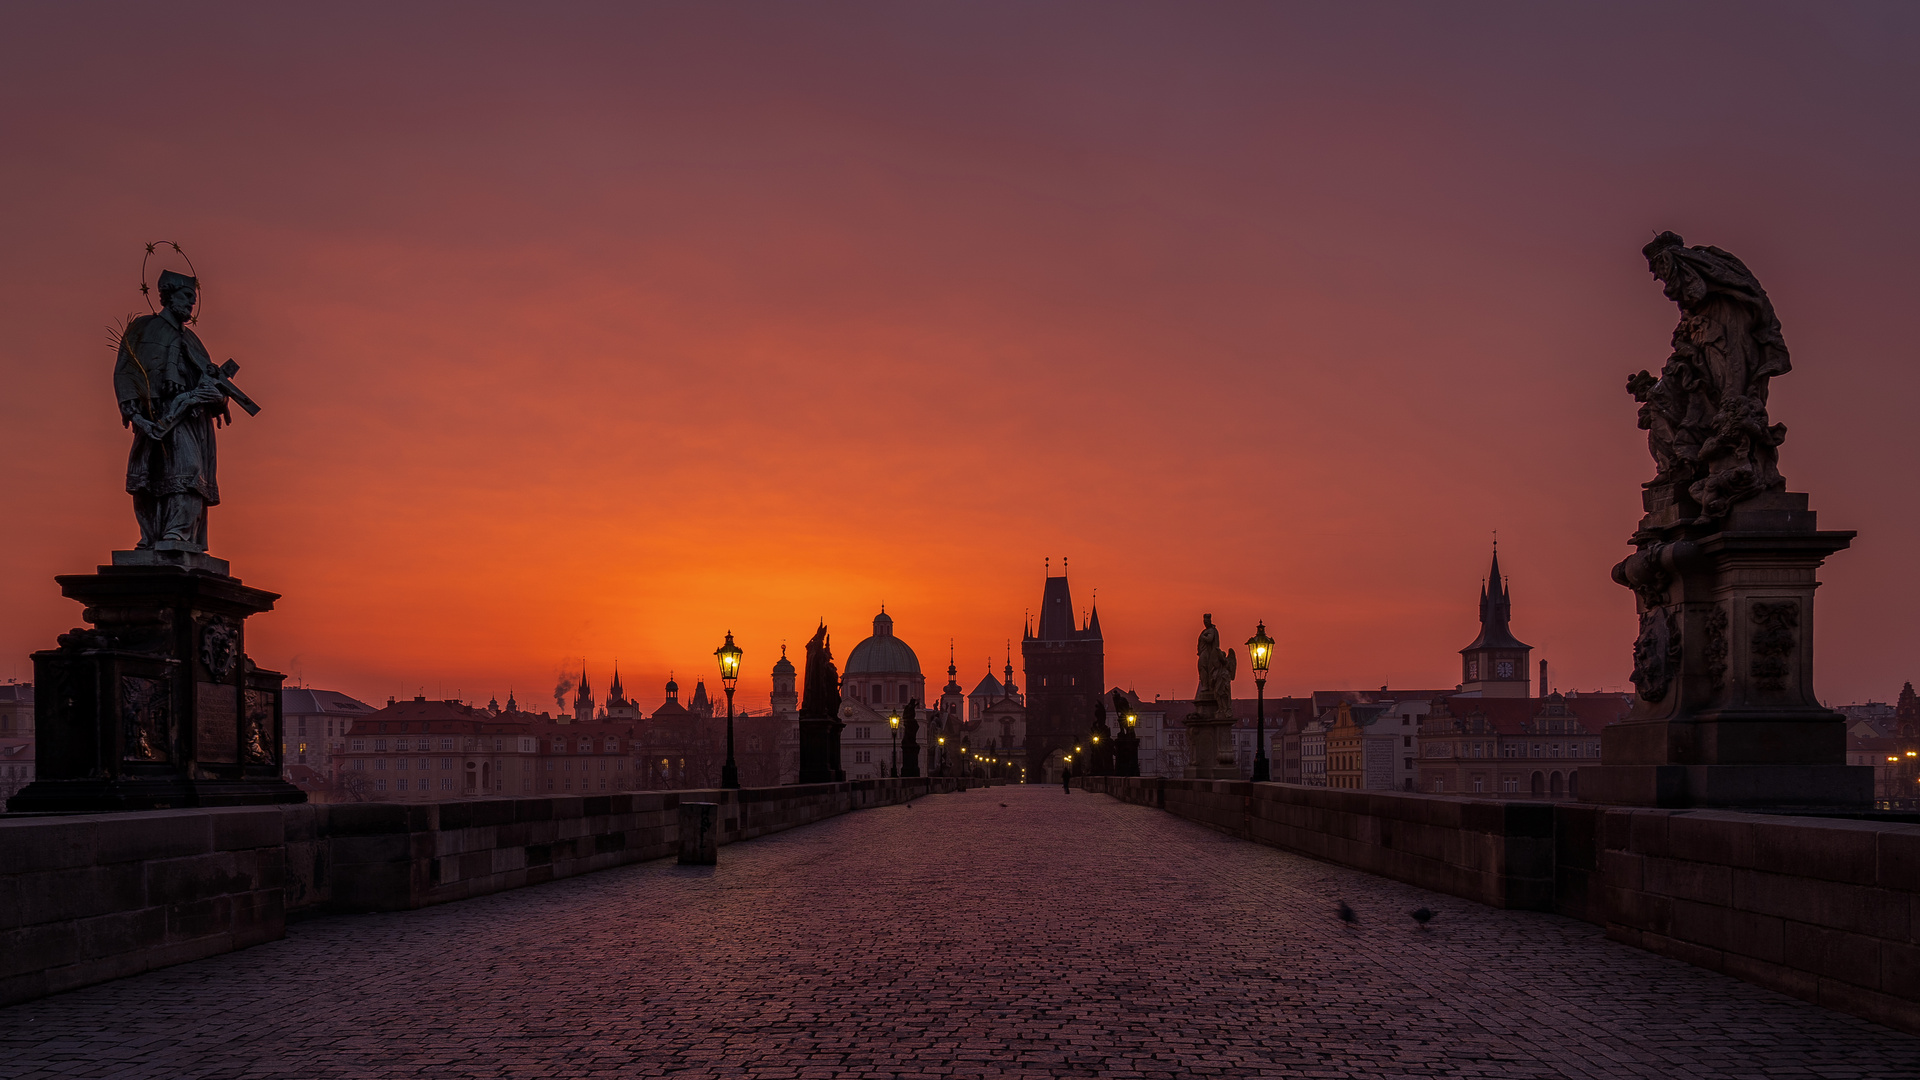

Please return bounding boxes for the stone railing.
[1082,775,1919,1034]
[2,777,964,1008]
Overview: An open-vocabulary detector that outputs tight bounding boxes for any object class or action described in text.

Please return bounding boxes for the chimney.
[1538,659,1548,699]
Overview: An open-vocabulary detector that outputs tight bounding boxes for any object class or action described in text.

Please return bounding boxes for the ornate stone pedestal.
[1582,491,1869,808]
[1183,700,1241,780]
[7,558,303,812]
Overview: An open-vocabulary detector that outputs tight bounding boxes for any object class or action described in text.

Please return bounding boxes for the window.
[1403,735,1411,748]
[1504,777,1518,793]
[440,738,454,751]
[373,739,388,752]
[375,779,387,791]
[1472,779,1484,793]
[1432,779,1444,792]
[396,758,408,771]
[397,778,409,791]
[441,758,451,769]
[376,759,387,770]
[353,759,365,771]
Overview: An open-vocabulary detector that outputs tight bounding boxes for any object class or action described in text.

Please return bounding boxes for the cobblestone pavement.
[5,786,1920,1079]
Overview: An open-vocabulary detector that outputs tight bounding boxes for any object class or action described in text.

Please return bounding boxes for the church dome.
[844,610,921,675]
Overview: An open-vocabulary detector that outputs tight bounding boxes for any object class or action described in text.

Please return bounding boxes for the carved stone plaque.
[242,688,275,765]
[196,681,238,763]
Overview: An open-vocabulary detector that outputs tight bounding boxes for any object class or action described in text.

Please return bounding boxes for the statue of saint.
[113,270,229,551]
[1628,232,1791,521]
[1195,613,1237,719]
[798,622,842,720]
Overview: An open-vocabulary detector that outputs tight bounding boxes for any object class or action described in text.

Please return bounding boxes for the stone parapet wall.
[1,777,963,1008]
[0,806,288,1009]
[1602,808,1920,1034]
[1086,777,1561,911]
[1081,776,1920,1034]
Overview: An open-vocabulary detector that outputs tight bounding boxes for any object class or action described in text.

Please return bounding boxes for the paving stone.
[1,787,1918,1078]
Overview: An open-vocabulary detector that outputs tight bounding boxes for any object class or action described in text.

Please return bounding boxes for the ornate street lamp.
[715,631,743,789]
[888,713,901,778]
[1247,620,1274,782]
[937,734,946,777]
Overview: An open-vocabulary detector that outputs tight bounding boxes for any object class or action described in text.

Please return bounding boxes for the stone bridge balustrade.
[0,776,967,1008]
[1080,775,1920,1034]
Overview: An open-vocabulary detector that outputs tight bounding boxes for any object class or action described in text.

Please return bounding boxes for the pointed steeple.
[1470,543,1525,649]
[1087,600,1102,639]
[608,661,625,703]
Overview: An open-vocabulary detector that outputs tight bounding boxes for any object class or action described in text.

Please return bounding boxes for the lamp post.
[715,631,743,789]
[888,713,901,778]
[1247,620,1274,782]
[937,734,946,777]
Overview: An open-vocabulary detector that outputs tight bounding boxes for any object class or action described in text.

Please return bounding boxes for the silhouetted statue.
[799,622,841,720]
[1195,613,1237,720]
[899,698,921,778]
[1628,232,1790,522]
[796,622,845,783]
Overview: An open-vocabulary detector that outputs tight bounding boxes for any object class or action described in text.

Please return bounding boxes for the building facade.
[837,609,937,780]
[280,687,376,801]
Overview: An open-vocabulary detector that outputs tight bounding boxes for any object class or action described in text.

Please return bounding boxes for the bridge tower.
[1022,560,1103,781]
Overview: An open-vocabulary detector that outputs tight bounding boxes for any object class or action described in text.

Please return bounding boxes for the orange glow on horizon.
[2,7,1917,711]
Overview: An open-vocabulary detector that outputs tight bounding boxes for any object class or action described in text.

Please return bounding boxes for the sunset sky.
[3,3,1917,713]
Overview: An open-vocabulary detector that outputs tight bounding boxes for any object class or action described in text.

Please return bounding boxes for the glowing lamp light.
[714,632,742,691]
[1126,713,1137,728]
[890,715,901,729]
[1247,621,1275,675]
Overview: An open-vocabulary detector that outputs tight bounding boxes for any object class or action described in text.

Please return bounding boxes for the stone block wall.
[0,777,962,1007]
[1601,808,1920,1034]
[0,806,287,1008]
[1088,777,1557,911]
[1082,775,1920,1033]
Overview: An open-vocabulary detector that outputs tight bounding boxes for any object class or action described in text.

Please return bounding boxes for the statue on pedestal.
[900,698,921,778]
[796,622,845,783]
[8,250,295,812]
[1183,614,1241,779]
[1584,232,1864,809]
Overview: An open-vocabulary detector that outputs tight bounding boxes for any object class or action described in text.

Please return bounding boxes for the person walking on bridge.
[1062,761,1073,794]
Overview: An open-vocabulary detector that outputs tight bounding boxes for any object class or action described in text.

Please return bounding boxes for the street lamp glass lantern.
[714,632,743,691]
[1126,713,1137,728]
[889,715,900,729]
[1246,621,1274,675]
